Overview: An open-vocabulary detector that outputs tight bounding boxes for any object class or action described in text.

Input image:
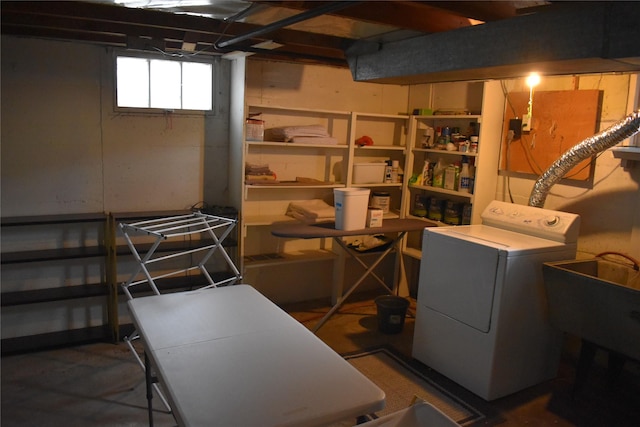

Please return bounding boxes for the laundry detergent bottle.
[432,158,445,188]
[458,158,471,193]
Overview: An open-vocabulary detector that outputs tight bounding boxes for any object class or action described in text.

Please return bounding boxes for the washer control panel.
[481,200,580,243]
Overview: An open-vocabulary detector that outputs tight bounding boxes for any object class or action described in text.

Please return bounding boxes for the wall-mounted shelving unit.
[236,81,504,300]
[239,105,410,300]
[400,81,505,262]
[241,106,409,254]
[1,213,109,354]
[0,210,239,354]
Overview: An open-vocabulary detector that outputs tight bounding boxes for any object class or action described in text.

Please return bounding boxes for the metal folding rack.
[119,212,241,299]
[119,211,241,412]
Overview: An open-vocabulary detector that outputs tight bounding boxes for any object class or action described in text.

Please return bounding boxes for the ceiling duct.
[346,2,640,84]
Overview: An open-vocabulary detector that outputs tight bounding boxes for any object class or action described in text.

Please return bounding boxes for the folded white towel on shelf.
[289,136,339,145]
[286,199,335,223]
[269,125,330,141]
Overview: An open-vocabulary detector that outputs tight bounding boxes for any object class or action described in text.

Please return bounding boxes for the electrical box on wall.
[509,118,522,139]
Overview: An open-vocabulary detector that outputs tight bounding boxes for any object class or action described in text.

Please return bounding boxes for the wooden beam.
[259,0,478,33]
[1,0,352,63]
[420,1,518,22]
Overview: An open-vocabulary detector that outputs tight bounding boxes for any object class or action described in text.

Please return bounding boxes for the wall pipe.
[528,110,640,208]
[215,1,360,49]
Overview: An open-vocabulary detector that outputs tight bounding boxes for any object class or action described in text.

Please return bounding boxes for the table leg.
[145,352,154,427]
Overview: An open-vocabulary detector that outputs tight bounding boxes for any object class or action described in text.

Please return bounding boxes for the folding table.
[127,285,385,427]
[271,218,430,332]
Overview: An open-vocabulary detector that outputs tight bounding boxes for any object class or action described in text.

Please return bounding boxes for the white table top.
[128,285,385,426]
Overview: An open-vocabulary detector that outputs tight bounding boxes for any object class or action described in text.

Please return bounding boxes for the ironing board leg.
[312,233,405,333]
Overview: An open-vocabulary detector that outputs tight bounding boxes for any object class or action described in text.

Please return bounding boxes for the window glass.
[183,62,212,110]
[117,57,149,108]
[116,55,212,111]
[150,59,181,109]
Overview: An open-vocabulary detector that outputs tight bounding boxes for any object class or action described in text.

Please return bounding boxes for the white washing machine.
[412,200,580,401]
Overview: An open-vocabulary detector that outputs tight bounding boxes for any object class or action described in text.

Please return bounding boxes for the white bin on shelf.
[353,163,386,184]
[334,188,371,230]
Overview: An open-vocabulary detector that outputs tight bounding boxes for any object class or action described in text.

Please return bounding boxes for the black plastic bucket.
[375,295,410,334]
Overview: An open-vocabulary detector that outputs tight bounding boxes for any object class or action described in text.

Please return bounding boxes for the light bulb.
[526,73,541,88]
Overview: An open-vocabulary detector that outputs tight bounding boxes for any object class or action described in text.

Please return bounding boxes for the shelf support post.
[105,212,119,342]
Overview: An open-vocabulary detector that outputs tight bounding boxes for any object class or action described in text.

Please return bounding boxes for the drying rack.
[119,211,241,412]
[119,212,241,299]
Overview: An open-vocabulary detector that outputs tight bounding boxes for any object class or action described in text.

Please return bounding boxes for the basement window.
[116,55,212,111]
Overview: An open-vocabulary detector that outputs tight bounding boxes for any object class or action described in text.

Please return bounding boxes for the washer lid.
[431,225,569,253]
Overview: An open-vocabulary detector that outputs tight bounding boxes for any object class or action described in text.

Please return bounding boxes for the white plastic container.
[334,188,371,230]
[359,401,458,426]
[371,191,391,214]
[353,163,386,184]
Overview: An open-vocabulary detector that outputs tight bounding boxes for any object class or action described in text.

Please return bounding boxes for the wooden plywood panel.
[501,90,601,181]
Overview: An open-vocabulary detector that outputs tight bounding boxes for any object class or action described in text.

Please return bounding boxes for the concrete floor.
[2,293,640,426]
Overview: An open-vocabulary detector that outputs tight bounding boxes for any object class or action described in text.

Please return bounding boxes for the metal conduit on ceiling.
[215,1,360,49]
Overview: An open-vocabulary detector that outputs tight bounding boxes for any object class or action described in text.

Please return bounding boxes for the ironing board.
[271,218,429,332]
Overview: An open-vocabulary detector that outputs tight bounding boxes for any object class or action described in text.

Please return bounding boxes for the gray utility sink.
[543,257,640,361]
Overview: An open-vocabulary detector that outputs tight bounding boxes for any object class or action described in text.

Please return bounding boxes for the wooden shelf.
[409,184,474,200]
[247,104,351,116]
[1,213,108,265]
[402,247,422,260]
[355,145,405,151]
[351,182,402,189]
[412,147,478,157]
[414,114,481,120]
[245,183,343,189]
[112,210,193,221]
[1,325,111,356]
[243,214,298,226]
[2,246,106,264]
[355,112,410,119]
[247,141,349,149]
[1,283,108,306]
[244,249,337,269]
[1,213,105,226]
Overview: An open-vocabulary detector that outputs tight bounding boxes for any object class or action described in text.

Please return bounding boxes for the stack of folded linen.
[286,199,335,223]
[290,136,338,145]
[245,163,277,183]
[267,125,338,145]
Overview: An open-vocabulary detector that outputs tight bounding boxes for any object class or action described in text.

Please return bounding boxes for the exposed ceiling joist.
[2,1,639,84]
[1,1,353,64]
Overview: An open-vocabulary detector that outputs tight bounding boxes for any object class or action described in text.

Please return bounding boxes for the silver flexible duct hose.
[529,110,640,208]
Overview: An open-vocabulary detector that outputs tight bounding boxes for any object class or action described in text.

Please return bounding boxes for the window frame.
[113,50,216,116]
